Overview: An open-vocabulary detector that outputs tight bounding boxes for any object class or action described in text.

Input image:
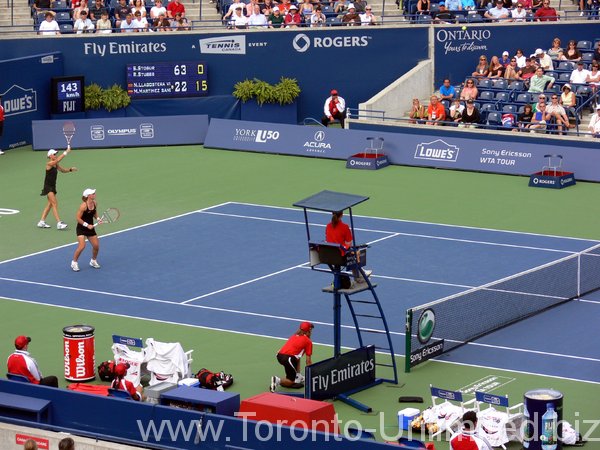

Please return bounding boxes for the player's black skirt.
[76,225,97,237]
[40,185,57,196]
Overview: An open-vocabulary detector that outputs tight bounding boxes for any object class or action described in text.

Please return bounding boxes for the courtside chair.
[7,373,31,383]
[474,391,524,450]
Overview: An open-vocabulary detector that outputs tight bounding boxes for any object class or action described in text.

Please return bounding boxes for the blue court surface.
[1,202,599,383]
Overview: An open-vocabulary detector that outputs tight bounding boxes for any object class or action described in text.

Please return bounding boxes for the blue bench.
[0,392,51,423]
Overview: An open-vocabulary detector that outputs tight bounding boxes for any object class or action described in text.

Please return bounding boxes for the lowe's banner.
[206,118,600,182]
[32,115,208,150]
[306,346,376,401]
[0,52,63,151]
[0,28,427,125]
[433,23,600,86]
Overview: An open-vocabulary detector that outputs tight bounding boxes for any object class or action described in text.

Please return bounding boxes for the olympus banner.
[205,119,600,182]
[32,115,208,149]
[306,346,376,401]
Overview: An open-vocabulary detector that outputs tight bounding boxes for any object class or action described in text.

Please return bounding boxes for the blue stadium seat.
[479,90,494,101]
[577,40,592,50]
[467,13,483,22]
[545,71,557,79]
[495,91,510,103]
[486,112,502,128]
[491,79,508,90]
[581,52,594,63]
[576,85,593,97]
[417,14,432,23]
[515,93,532,104]
[480,102,496,113]
[477,79,492,89]
[508,80,524,91]
[517,105,525,113]
[7,373,31,383]
[55,11,71,22]
[558,61,575,71]
[326,16,342,26]
[502,104,518,115]
[60,23,73,33]
[321,5,336,17]
[558,73,570,82]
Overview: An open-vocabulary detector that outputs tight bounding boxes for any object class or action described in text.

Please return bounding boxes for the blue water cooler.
[523,389,563,450]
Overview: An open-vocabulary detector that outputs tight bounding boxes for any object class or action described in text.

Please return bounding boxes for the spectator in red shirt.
[270,322,314,392]
[166,0,185,18]
[7,336,58,387]
[284,4,303,27]
[427,95,446,125]
[534,0,558,20]
[450,411,493,450]
[110,363,143,400]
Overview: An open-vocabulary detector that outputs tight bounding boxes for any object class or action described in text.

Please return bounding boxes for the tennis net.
[405,243,600,372]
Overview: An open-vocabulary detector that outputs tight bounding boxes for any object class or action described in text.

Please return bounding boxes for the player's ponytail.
[331,211,343,227]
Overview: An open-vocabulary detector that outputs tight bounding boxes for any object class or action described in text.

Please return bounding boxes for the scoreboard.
[51,76,85,114]
[126,61,208,99]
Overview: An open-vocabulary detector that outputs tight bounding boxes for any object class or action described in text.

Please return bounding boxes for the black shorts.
[40,185,57,196]
[76,225,97,237]
[276,353,299,382]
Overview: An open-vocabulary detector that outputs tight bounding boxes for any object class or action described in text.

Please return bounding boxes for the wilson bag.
[196,368,234,391]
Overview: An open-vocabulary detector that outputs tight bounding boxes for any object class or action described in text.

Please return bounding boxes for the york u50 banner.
[32,115,209,150]
[205,118,600,182]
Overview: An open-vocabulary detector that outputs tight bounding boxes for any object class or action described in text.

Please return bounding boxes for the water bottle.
[541,403,557,450]
[522,404,531,449]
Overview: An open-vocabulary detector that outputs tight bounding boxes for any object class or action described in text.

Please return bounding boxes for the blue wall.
[433,22,600,86]
[0,28,429,126]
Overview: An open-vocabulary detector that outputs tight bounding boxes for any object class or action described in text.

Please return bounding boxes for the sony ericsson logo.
[415,139,459,162]
[304,130,331,153]
[417,308,436,344]
[1,85,37,117]
[199,36,246,55]
[292,33,370,53]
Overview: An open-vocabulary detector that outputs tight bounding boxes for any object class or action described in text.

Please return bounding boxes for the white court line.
[182,262,309,304]
[199,210,578,255]
[2,294,599,385]
[0,202,234,266]
[579,299,600,305]
[233,201,600,244]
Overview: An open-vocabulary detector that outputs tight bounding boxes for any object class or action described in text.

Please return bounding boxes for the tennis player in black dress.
[38,145,77,230]
[71,188,101,272]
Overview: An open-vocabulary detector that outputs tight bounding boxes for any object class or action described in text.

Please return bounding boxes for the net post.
[404,309,412,373]
[577,251,581,298]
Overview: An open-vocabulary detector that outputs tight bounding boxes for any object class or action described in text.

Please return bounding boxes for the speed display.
[126,61,208,99]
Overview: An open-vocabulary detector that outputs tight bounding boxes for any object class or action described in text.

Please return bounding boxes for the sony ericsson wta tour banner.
[205,118,600,182]
[32,115,209,149]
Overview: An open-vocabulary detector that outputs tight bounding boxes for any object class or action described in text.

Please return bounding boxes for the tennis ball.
[461,25,467,30]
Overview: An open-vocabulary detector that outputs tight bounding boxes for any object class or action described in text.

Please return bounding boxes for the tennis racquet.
[63,121,76,146]
[93,207,120,227]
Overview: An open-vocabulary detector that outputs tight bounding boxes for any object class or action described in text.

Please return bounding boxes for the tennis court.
[2,146,600,447]
[2,201,599,384]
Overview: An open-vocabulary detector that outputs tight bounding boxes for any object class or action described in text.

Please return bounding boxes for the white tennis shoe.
[269,376,279,393]
[57,221,68,230]
[37,221,51,229]
[71,261,80,272]
[89,259,101,269]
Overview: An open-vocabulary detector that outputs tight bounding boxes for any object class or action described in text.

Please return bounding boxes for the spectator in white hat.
[38,146,77,230]
[71,188,101,272]
[284,4,302,27]
[268,5,285,27]
[342,3,360,24]
[534,48,553,70]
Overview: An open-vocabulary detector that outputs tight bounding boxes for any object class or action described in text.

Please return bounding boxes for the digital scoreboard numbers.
[51,76,85,114]
[126,62,208,99]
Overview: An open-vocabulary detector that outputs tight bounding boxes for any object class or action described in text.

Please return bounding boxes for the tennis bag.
[195,368,234,391]
[98,360,116,382]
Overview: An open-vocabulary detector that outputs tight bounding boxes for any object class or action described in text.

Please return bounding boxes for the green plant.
[84,83,103,110]
[100,84,131,112]
[232,77,300,106]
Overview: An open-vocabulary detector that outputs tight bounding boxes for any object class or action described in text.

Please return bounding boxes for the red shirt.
[167,0,185,16]
[279,334,312,358]
[7,351,41,384]
[284,11,302,25]
[0,103,4,121]
[111,378,141,400]
[325,221,352,249]
[428,102,446,120]
[534,6,557,20]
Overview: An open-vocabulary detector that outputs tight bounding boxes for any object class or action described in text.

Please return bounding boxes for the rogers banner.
[205,118,600,182]
[32,115,208,150]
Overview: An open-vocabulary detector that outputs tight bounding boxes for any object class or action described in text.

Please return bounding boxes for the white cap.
[502,51,509,56]
[82,188,96,197]
[272,5,279,10]
[347,2,355,7]
[47,149,58,157]
[535,48,544,55]
[596,104,600,110]
[289,4,298,9]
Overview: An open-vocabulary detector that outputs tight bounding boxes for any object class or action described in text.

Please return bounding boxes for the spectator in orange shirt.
[427,95,446,125]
